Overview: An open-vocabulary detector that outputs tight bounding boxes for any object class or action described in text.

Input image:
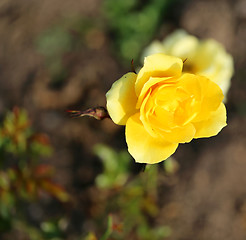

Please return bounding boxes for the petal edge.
[126,113,178,164]
[106,72,138,125]
[194,103,227,138]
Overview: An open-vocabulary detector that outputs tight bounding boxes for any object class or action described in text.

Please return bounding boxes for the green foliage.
[102,0,173,63]
[5,218,67,240]
[163,157,179,175]
[0,107,51,161]
[40,219,67,240]
[0,107,69,236]
[94,144,130,188]
[91,144,172,240]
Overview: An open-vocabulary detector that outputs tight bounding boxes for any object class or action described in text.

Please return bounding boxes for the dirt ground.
[0,0,246,239]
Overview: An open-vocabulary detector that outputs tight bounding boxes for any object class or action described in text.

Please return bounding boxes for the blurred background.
[0,0,246,239]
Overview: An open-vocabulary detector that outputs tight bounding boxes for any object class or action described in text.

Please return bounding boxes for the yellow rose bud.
[106,54,227,164]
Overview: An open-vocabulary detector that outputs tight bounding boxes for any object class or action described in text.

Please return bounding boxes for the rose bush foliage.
[106,54,227,164]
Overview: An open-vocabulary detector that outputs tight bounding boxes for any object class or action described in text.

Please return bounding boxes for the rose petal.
[106,72,138,125]
[136,76,177,109]
[193,39,234,98]
[178,73,224,122]
[135,54,183,96]
[126,113,178,164]
[162,30,199,59]
[151,119,196,143]
[192,39,224,72]
[193,103,227,138]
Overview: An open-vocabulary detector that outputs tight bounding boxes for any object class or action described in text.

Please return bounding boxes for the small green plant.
[91,144,172,240]
[0,107,69,236]
[94,144,130,189]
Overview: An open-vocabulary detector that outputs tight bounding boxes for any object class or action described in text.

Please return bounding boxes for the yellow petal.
[207,50,233,99]
[136,76,177,109]
[135,54,183,96]
[177,73,202,100]
[150,105,175,130]
[193,103,227,138]
[193,39,234,98]
[162,30,199,59]
[151,119,196,143]
[126,113,178,164]
[139,89,159,138]
[196,76,224,122]
[178,73,224,122]
[164,123,196,143]
[192,39,224,72]
[106,72,138,125]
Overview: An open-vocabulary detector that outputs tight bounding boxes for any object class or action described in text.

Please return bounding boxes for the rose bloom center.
[141,81,198,137]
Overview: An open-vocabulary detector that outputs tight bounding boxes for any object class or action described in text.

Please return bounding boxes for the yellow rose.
[106,54,227,164]
[141,29,234,100]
